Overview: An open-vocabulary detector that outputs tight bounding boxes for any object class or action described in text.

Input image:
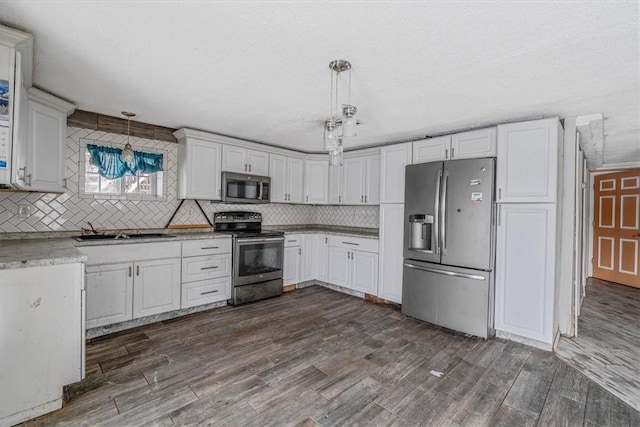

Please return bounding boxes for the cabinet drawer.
[181,277,230,309]
[284,234,302,247]
[182,238,231,257]
[329,235,379,253]
[181,254,231,283]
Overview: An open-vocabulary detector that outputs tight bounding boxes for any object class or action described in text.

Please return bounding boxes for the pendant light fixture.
[120,111,136,163]
[323,60,358,166]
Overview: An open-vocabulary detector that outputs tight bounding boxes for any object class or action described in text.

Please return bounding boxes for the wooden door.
[593,169,640,288]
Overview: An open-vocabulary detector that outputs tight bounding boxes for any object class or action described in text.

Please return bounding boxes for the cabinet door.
[329,165,343,204]
[451,127,496,160]
[247,149,269,175]
[314,234,329,281]
[288,157,304,203]
[85,262,133,329]
[133,258,181,319]
[413,135,451,164]
[380,143,412,203]
[304,159,329,204]
[378,204,405,303]
[327,246,350,288]
[283,246,301,285]
[222,145,247,173]
[25,99,66,192]
[343,156,366,204]
[178,138,221,200]
[301,234,315,282]
[269,154,287,203]
[351,251,378,295]
[496,119,560,203]
[365,154,381,205]
[494,204,556,344]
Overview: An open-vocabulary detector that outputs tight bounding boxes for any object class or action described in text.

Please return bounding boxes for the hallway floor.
[557,278,640,411]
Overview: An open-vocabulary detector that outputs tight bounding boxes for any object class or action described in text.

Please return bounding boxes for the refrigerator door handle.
[441,169,449,255]
[434,169,442,255]
[403,263,486,281]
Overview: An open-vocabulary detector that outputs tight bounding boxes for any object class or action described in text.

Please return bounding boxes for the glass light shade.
[328,143,343,167]
[342,105,357,137]
[323,120,340,151]
[121,143,134,163]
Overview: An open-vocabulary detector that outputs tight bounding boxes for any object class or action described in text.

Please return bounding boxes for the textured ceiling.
[0,1,638,167]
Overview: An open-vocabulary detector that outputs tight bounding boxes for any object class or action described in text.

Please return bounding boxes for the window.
[80,139,166,200]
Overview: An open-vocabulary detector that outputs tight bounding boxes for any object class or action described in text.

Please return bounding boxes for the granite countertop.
[0,231,231,269]
[72,231,230,247]
[263,225,379,239]
[0,238,88,270]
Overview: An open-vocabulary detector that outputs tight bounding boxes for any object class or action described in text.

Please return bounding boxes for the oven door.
[234,236,284,286]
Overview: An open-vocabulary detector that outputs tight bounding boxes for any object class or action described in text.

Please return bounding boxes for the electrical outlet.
[18,204,32,218]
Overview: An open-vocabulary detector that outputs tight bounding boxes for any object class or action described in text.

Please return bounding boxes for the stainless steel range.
[214,211,284,305]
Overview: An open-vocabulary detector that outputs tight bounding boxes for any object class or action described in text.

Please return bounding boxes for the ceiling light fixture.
[323,59,358,166]
[120,111,136,163]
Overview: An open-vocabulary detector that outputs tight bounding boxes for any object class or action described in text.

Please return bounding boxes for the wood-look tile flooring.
[557,278,640,411]
[25,286,639,426]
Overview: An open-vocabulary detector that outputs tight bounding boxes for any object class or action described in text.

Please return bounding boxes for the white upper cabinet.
[413,127,496,166]
[222,145,269,175]
[380,142,412,203]
[270,154,304,203]
[496,118,561,203]
[175,130,222,200]
[450,127,496,159]
[342,152,381,205]
[304,158,329,204]
[413,135,450,164]
[12,88,74,193]
[329,165,343,204]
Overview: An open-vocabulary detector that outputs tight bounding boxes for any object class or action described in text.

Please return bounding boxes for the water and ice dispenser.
[409,214,434,252]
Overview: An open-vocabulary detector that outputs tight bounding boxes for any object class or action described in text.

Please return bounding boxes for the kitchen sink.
[74,233,176,241]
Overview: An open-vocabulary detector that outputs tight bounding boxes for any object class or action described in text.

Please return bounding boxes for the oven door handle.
[236,237,284,243]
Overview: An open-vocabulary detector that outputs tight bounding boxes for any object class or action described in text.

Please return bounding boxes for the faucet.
[82,222,102,235]
[114,231,130,240]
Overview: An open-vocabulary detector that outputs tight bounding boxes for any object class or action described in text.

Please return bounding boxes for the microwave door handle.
[258,182,263,200]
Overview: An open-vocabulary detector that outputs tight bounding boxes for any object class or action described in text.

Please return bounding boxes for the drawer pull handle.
[287,240,297,243]
[342,242,360,246]
[201,246,219,250]
[200,290,219,295]
[201,266,219,270]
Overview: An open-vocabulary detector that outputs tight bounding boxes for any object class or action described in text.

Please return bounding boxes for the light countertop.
[1,238,88,270]
[263,225,378,239]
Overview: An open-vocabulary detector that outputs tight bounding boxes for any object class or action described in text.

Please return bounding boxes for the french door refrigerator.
[402,157,495,338]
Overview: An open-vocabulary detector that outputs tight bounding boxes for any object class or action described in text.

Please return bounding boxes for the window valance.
[87,144,163,179]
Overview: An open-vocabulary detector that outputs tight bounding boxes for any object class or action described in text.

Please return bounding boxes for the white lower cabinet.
[327,246,351,288]
[313,234,329,281]
[1,263,84,426]
[283,234,302,286]
[301,234,315,282]
[494,203,557,345]
[133,258,181,319]
[85,258,180,327]
[180,238,232,308]
[85,262,133,328]
[327,236,379,293]
[378,204,405,303]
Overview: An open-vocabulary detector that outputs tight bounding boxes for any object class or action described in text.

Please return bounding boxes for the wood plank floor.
[23,285,640,426]
[557,278,640,411]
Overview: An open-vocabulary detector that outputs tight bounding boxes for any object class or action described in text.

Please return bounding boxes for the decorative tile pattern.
[315,205,379,228]
[0,128,374,232]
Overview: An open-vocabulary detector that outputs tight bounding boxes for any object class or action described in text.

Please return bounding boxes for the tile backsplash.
[0,127,379,233]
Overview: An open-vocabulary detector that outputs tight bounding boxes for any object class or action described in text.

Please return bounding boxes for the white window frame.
[79,138,167,201]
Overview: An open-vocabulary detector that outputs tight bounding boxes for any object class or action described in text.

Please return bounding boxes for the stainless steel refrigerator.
[402,157,495,338]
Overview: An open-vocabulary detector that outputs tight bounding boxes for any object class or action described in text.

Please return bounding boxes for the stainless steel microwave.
[221,172,270,204]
